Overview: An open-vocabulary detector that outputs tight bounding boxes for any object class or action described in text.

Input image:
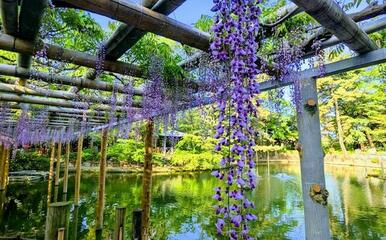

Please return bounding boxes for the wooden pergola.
[0,0,385,239]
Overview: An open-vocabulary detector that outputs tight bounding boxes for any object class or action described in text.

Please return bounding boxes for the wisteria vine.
[210,0,262,239]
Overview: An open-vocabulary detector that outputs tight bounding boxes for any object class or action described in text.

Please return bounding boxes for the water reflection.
[0,164,384,239]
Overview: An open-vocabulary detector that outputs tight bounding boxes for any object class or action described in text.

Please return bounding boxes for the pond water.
[0,164,385,239]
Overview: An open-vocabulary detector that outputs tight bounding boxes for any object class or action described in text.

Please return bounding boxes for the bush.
[107,139,144,164]
[82,148,99,163]
[10,150,50,171]
[171,150,221,170]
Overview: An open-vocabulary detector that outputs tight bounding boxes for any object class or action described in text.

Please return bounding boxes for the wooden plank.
[291,0,378,53]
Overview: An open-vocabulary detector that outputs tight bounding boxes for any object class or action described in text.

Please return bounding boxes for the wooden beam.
[296,77,330,239]
[0,33,143,77]
[291,0,378,53]
[0,0,18,36]
[96,128,108,231]
[302,17,386,58]
[260,48,386,91]
[60,0,210,51]
[16,0,48,86]
[82,0,185,80]
[0,63,144,95]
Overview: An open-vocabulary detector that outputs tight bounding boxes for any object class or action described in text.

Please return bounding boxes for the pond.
[0,164,385,239]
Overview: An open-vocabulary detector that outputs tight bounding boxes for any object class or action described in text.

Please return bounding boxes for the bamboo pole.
[62,141,70,200]
[0,145,5,191]
[96,128,108,231]
[47,141,56,204]
[0,92,138,112]
[0,82,140,107]
[0,63,144,95]
[44,202,71,240]
[141,119,154,239]
[3,148,10,189]
[74,135,84,206]
[0,33,143,77]
[55,140,62,187]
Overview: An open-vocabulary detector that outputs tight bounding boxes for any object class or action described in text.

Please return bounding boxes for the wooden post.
[71,206,79,240]
[44,202,71,240]
[4,148,10,188]
[96,128,108,232]
[296,77,331,239]
[380,159,384,179]
[132,209,142,240]
[47,141,56,204]
[62,141,70,201]
[74,135,84,206]
[55,140,62,187]
[141,119,154,239]
[114,207,126,240]
[267,151,270,176]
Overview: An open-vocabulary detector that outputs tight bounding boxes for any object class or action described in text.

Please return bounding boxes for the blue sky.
[91,0,215,30]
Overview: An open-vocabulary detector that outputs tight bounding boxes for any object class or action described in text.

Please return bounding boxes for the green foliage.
[82,148,99,163]
[107,139,144,164]
[10,150,50,171]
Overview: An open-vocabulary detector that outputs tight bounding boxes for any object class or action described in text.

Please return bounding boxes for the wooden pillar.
[44,202,71,240]
[62,142,70,200]
[96,128,108,232]
[132,209,142,240]
[296,77,331,239]
[74,135,84,206]
[114,207,126,240]
[0,145,3,190]
[47,141,56,204]
[141,119,153,239]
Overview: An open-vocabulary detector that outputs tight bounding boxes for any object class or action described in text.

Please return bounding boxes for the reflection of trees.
[1,168,384,239]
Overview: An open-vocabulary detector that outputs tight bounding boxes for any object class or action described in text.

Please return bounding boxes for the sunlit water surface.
[0,164,385,239]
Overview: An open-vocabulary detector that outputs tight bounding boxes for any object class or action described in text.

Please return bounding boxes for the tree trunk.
[141,119,154,239]
[296,78,331,240]
[365,130,376,151]
[334,97,347,155]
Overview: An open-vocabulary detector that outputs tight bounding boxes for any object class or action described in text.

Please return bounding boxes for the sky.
[90,0,215,30]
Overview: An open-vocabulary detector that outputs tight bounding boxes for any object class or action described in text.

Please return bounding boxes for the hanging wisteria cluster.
[210,0,262,239]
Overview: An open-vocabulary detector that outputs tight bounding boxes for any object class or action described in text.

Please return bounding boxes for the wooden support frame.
[296,77,331,239]
[291,0,378,53]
